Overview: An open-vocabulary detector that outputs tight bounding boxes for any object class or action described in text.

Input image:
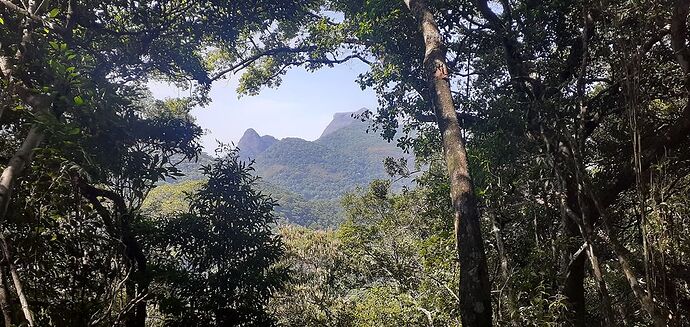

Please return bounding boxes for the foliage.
[0,0,313,325]
[145,178,345,229]
[269,226,357,326]
[2,0,690,326]
[3,87,203,325]
[271,173,461,326]
[141,180,205,216]
[260,182,344,228]
[148,147,286,326]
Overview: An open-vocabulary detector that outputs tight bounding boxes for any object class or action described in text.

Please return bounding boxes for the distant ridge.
[319,108,367,138]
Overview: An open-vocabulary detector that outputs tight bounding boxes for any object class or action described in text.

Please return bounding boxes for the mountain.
[239,108,410,200]
[319,108,366,138]
[237,128,278,160]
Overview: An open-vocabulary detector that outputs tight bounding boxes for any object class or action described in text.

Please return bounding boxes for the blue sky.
[150,61,377,151]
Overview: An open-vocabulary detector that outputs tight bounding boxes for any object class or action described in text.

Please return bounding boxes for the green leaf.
[0,17,5,25]
[73,96,84,105]
[48,8,60,18]
[66,126,81,135]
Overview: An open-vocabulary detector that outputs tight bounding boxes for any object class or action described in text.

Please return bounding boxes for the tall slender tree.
[402,0,492,325]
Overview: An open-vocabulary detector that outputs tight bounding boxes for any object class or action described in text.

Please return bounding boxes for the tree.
[3,89,203,325]
[1,0,689,325]
[339,177,461,326]
[401,1,491,325]
[464,0,690,324]
[150,147,286,326]
[271,174,462,327]
[269,225,357,327]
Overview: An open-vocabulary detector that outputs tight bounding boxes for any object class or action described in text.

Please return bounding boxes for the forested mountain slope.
[239,109,410,200]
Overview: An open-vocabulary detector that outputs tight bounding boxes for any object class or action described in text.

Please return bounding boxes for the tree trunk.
[0,125,45,222]
[403,1,492,326]
[563,248,587,325]
[123,228,149,327]
[0,235,34,326]
[77,180,149,327]
[0,263,12,327]
[489,210,518,325]
[585,243,615,326]
[561,213,588,325]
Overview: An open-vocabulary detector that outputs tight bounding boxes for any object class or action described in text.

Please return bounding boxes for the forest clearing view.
[1,0,690,326]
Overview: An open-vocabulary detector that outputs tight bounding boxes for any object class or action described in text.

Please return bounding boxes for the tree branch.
[209,45,319,82]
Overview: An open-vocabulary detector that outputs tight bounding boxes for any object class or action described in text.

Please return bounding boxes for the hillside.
[240,109,410,200]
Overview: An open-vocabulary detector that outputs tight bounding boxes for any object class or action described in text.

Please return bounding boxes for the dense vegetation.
[1,0,690,326]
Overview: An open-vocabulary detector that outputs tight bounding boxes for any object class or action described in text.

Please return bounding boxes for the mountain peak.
[243,128,260,137]
[320,108,368,138]
[237,128,278,160]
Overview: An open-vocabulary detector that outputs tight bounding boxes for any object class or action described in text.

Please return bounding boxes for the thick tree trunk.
[403,1,492,326]
[563,248,587,325]
[560,186,589,325]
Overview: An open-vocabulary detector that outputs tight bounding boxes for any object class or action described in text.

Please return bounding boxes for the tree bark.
[560,184,588,325]
[563,246,587,326]
[403,1,492,326]
[122,227,149,327]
